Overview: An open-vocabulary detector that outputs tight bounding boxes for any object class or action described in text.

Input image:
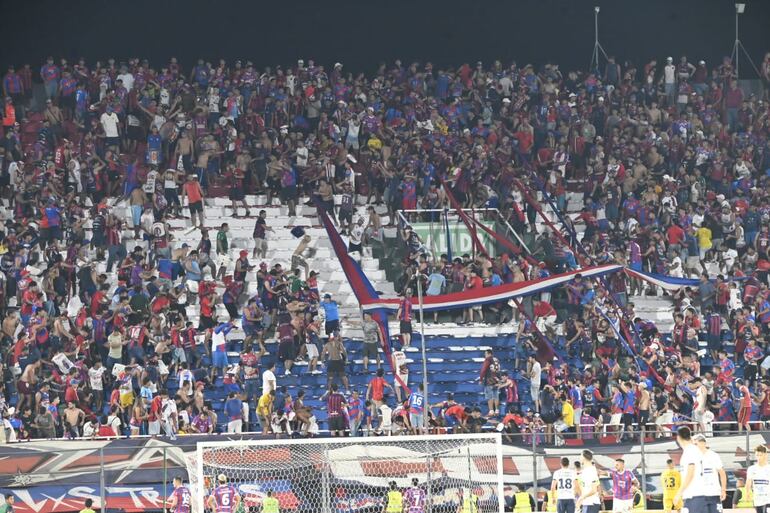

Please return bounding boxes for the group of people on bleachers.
[2,49,770,442]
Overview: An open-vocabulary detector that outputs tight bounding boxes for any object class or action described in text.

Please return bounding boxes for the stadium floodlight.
[730,2,760,79]
[589,6,609,74]
[193,434,505,513]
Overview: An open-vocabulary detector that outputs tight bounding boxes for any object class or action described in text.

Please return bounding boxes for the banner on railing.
[410,221,498,257]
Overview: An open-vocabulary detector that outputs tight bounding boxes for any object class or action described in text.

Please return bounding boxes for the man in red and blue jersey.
[3,66,24,118]
[207,474,240,513]
[404,478,427,513]
[40,56,60,99]
[168,476,191,513]
[408,383,426,434]
[397,291,413,347]
[716,350,735,385]
[606,458,638,512]
[58,70,78,118]
[347,390,364,437]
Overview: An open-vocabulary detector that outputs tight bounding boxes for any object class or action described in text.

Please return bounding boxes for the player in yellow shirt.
[660,458,682,513]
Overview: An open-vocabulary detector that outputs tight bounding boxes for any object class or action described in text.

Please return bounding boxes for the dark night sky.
[1,0,769,76]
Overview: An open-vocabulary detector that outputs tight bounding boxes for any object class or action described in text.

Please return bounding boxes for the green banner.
[410,221,496,257]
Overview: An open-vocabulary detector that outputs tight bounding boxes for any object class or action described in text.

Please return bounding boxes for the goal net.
[194,433,504,513]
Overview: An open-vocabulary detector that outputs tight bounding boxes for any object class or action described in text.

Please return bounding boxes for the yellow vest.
[262,496,279,513]
[462,495,478,513]
[387,490,402,513]
[737,486,753,509]
[514,491,531,513]
[633,490,645,510]
[545,491,557,513]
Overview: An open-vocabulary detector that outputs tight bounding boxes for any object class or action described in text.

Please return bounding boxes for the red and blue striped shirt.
[611,469,635,500]
[398,298,412,322]
[3,73,22,94]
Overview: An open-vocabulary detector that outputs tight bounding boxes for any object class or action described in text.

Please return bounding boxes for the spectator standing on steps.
[181,175,205,230]
[224,392,244,434]
[397,292,413,348]
[361,313,382,371]
[528,355,542,413]
[324,384,347,437]
[321,294,340,336]
[321,334,349,392]
[252,210,273,259]
[480,349,502,417]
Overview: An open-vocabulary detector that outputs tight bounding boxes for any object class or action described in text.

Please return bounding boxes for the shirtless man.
[317,178,336,224]
[638,383,651,433]
[17,360,40,413]
[129,187,148,239]
[194,143,211,185]
[53,312,76,347]
[365,205,383,245]
[44,99,64,144]
[2,311,19,340]
[63,401,85,438]
[235,147,254,191]
[174,130,194,173]
[292,235,312,279]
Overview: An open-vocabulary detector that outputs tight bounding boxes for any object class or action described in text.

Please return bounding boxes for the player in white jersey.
[748,444,770,513]
[575,450,601,513]
[551,457,577,513]
[694,433,725,513]
[674,426,705,512]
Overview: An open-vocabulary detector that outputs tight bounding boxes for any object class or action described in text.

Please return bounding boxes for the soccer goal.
[193,433,505,513]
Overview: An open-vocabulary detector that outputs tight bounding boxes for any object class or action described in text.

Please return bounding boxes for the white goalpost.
[193,433,505,513]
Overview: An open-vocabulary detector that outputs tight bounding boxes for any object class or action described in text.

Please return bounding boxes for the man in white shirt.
[575,450,601,513]
[674,426,704,512]
[161,390,178,440]
[117,69,134,91]
[100,108,120,152]
[551,456,577,513]
[663,57,677,106]
[295,140,309,168]
[668,254,684,278]
[747,444,770,513]
[694,434,726,512]
[88,361,106,411]
[348,217,365,258]
[262,361,277,395]
[528,355,542,413]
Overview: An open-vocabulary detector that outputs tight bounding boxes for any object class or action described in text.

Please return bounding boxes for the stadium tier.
[0,50,769,513]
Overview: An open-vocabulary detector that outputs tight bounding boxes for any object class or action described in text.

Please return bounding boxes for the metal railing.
[396,207,531,256]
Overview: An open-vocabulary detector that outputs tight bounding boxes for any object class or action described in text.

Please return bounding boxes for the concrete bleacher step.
[93,193,394,331]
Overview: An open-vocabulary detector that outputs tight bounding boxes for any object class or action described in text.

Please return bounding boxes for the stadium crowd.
[0,51,770,443]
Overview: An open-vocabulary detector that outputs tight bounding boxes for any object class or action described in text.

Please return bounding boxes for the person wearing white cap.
[694,433,726,513]
[693,60,709,94]
[207,473,241,513]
